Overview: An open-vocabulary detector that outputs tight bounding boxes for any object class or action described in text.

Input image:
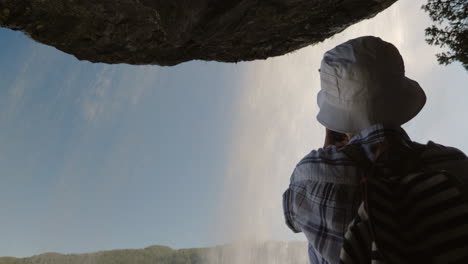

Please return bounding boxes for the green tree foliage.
[421,0,467,70]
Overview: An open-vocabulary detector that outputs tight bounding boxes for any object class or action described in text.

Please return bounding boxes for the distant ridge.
[0,241,308,264]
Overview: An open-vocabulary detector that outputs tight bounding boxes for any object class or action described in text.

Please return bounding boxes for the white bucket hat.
[317,36,426,134]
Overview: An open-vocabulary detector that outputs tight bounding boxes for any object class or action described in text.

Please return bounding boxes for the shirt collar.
[348,124,411,145]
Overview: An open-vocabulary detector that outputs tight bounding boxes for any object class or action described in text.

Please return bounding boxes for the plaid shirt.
[283,124,468,264]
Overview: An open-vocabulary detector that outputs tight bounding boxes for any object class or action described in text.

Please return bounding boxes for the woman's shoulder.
[291,145,359,185]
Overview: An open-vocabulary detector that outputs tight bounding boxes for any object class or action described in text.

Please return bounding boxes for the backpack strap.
[341,144,373,169]
[340,145,379,264]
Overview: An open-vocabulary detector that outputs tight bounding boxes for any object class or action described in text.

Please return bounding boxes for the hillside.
[0,241,308,264]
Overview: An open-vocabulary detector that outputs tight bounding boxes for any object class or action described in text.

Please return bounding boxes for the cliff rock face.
[0,0,397,65]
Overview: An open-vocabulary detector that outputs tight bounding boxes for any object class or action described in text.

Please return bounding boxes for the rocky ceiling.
[0,0,397,65]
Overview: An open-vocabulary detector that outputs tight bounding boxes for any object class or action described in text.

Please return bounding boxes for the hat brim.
[316,76,426,134]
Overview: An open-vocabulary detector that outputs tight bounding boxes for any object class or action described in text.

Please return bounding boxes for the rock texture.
[0,0,397,66]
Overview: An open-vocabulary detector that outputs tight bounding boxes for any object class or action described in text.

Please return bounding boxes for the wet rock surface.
[0,0,397,65]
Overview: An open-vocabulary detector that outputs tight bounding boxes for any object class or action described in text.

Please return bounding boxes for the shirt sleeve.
[282,187,302,233]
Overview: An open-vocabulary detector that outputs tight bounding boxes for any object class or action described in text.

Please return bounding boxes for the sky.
[0,31,245,256]
[0,0,467,258]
